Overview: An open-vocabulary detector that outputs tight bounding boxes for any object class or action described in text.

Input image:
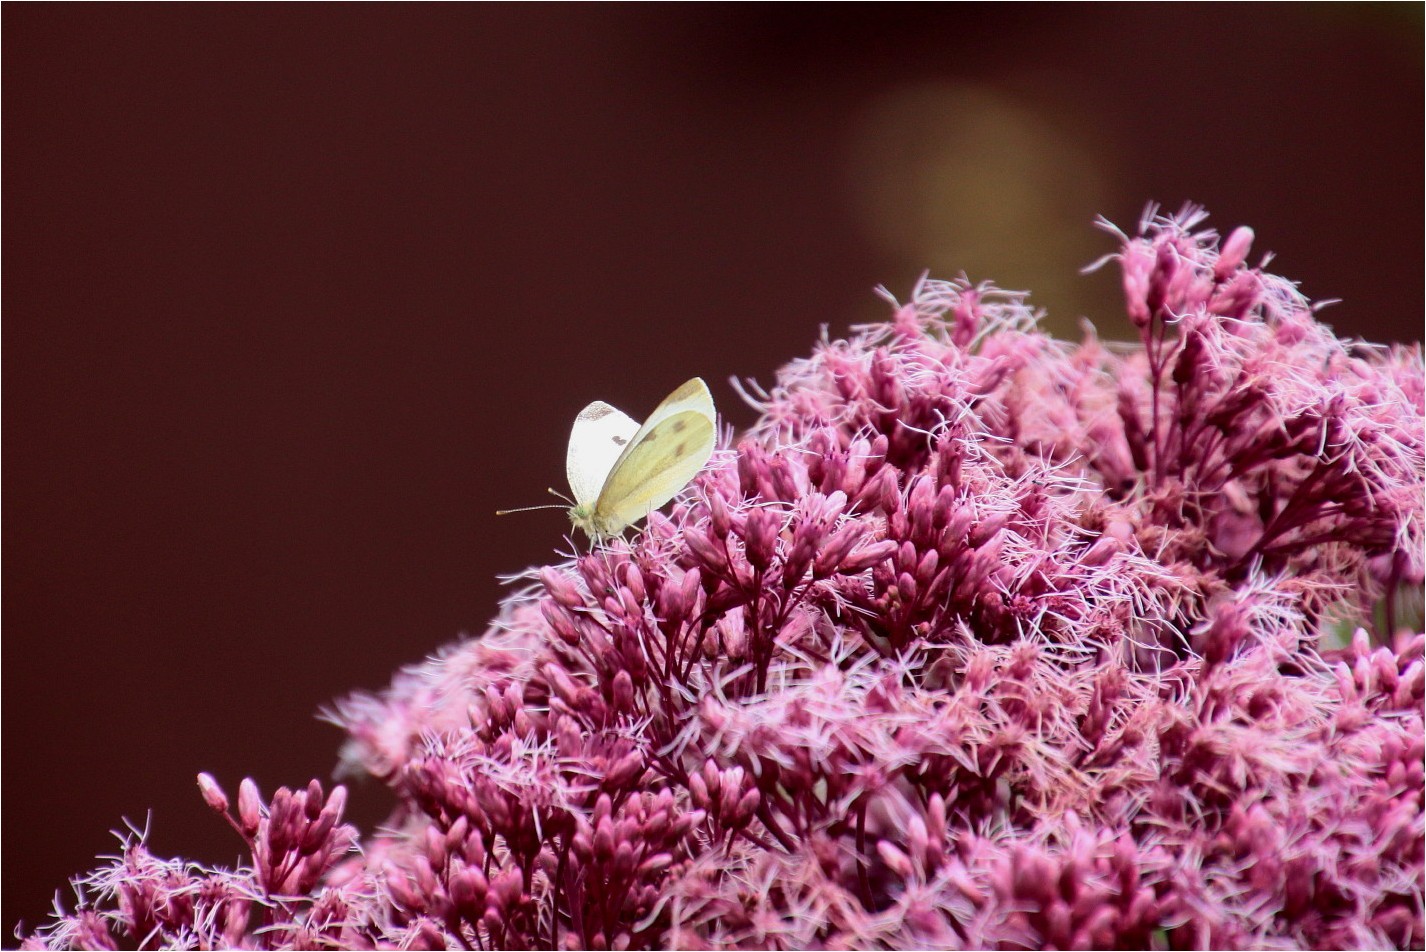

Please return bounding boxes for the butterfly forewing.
[566,401,640,508]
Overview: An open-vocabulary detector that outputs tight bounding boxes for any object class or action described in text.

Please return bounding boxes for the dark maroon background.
[5,5,1421,933]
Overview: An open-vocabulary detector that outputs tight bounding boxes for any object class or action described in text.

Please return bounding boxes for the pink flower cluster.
[22,207,1424,950]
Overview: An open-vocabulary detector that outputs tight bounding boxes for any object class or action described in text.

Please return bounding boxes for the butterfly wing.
[566,401,640,508]
[594,378,716,532]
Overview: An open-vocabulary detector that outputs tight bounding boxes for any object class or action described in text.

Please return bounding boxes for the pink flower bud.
[838,539,896,573]
[638,852,673,877]
[613,841,637,877]
[735,442,766,497]
[196,772,228,814]
[490,865,524,912]
[849,465,890,512]
[593,817,616,860]
[1081,534,1122,567]
[237,778,262,837]
[1145,241,1178,319]
[730,788,761,829]
[876,841,914,878]
[685,529,729,574]
[299,810,337,856]
[544,663,584,709]
[605,751,645,790]
[812,523,865,578]
[707,490,733,538]
[303,779,324,820]
[268,786,294,833]
[688,771,710,809]
[539,600,581,646]
[541,567,585,610]
[620,562,646,603]
[611,669,636,713]
[1214,226,1255,280]
[450,867,489,917]
[743,508,779,572]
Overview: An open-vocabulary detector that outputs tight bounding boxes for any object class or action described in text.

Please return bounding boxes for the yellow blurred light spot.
[848,82,1121,335]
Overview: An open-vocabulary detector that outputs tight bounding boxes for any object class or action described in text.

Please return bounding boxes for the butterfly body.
[565,377,716,539]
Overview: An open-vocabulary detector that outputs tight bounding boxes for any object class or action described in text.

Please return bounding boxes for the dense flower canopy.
[22,207,1425,950]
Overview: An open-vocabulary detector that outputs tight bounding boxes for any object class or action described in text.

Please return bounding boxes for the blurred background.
[5,4,1421,931]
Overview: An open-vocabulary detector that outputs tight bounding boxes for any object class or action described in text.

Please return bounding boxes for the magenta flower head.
[20,206,1424,950]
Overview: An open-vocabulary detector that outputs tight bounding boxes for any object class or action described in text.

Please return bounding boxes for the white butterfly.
[558,377,717,539]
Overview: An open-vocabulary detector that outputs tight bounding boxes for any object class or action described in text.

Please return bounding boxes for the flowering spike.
[23,207,1425,952]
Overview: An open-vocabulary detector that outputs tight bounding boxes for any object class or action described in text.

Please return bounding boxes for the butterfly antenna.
[495,503,568,516]
[496,488,577,517]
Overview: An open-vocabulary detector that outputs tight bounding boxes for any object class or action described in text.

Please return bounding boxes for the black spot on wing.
[611,435,628,446]
[671,419,688,433]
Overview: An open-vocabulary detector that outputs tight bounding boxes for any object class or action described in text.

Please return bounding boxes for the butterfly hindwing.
[594,378,716,532]
[597,411,716,530]
[565,401,639,508]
